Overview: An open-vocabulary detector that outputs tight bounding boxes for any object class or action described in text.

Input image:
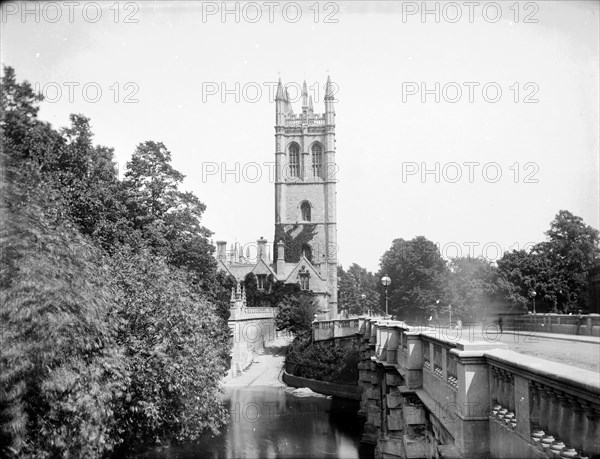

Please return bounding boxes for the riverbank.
[223,335,293,387]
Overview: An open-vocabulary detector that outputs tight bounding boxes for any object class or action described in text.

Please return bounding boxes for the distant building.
[216,77,338,319]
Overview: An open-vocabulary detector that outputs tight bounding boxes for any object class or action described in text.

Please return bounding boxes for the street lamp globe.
[361,293,368,316]
[529,290,537,314]
[381,275,391,317]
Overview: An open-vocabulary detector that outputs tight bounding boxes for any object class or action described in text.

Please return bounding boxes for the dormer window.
[257,274,267,291]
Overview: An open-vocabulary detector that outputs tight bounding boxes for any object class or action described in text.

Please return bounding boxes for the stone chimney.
[257,237,268,262]
[276,241,285,276]
[216,241,227,262]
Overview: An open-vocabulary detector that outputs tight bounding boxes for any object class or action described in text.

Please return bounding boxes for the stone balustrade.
[228,306,278,321]
[314,316,600,459]
[486,348,600,459]
[311,318,361,341]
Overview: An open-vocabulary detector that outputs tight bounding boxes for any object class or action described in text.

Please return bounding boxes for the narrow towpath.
[223,335,293,388]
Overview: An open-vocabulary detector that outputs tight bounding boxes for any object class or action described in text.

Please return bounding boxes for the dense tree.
[496,211,600,313]
[109,250,229,449]
[448,257,500,321]
[1,161,128,457]
[378,236,450,322]
[338,264,380,315]
[1,66,230,457]
[275,293,317,336]
[123,141,216,282]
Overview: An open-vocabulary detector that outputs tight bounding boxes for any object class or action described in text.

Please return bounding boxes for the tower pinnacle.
[325,75,335,100]
[276,78,284,101]
[302,80,308,111]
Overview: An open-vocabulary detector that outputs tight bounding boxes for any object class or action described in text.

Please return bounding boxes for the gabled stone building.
[216,76,338,319]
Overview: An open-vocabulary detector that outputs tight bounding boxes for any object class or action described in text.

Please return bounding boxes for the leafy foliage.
[378,236,450,322]
[496,210,600,313]
[275,293,317,335]
[285,336,359,384]
[274,223,318,263]
[1,182,128,457]
[448,257,501,321]
[109,250,229,449]
[1,66,230,457]
[337,264,380,315]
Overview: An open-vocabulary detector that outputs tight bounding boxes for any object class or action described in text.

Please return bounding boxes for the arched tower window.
[289,143,300,178]
[300,201,311,221]
[311,143,323,179]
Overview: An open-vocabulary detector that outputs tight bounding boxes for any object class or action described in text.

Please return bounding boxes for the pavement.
[500,329,600,344]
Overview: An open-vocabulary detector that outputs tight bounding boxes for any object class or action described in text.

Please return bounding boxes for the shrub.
[285,336,359,385]
[109,249,229,450]
[0,200,128,458]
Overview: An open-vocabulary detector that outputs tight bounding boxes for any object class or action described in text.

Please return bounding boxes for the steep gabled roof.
[284,256,325,283]
[251,258,277,277]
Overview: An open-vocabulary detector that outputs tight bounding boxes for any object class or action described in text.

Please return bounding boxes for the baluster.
[558,394,573,447]
[530,383,540,428]
[582,404,600,457]
[568,399,585,453]
[502,372,510,409]
[494,370,502,406]
[537,386,551,433]
[490,367,498,404]
[547,388,560,437]
[496,370,504,407]
[507,376,515,412]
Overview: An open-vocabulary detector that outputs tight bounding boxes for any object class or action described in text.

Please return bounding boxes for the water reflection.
[135,386,373,459]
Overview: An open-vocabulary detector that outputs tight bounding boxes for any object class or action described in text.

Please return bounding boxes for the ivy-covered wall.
[274,223,318,263]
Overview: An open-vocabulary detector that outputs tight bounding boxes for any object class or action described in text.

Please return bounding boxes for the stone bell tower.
[273,76,338,319]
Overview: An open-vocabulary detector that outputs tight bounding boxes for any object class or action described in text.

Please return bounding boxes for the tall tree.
[497,211,600,313]
[123,141,216,281]
[378,236,450,322]
[448,257,500,321]
[1,154,128,457]
[538,210,600,312]
[338,264,380,315]
[275,293,317,336]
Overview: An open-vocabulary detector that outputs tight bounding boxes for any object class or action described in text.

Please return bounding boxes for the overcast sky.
[2,1,598,272]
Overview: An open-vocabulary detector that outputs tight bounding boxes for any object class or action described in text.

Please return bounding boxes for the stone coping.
[485,348,600,395]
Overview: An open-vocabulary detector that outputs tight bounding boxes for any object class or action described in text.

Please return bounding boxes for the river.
[133,337,373,459]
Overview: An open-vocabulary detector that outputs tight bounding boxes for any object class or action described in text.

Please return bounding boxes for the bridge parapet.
[311,317,363,341]
[503,313,600,337]
[485,348,600,458]
[313,316,600,458]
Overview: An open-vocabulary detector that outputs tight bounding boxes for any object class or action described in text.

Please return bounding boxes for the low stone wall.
[228,317,276,377]
[502,313,600,337]
[282,370,362,400]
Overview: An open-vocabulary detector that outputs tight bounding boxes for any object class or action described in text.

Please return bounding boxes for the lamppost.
[529,290,537,315]
[381,275,391,317]
[361,293,368,316]
[449,304,452,326]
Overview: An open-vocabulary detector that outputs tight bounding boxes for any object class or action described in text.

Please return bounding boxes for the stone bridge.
[228,284,278,376]
[312,317,600,459]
